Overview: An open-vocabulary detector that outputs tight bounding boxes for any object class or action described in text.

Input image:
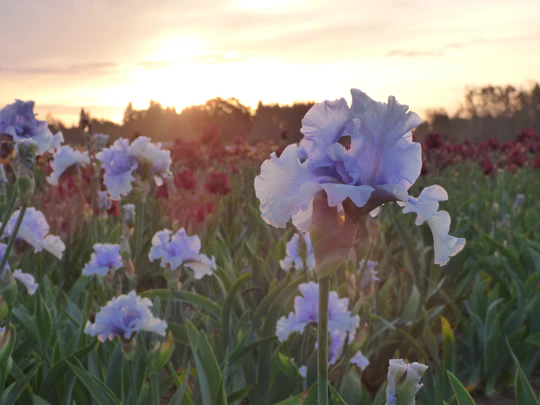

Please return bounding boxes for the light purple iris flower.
[84,291,167,341]
[46,145,90,186]
[386,359,428,405]
[280,232,315,272]
[96,138,138,200]
[82,243,123,276]
[276,282,359,342]
[359,259,379,289]
[1,208,65,259]
[255,90,465,265]
[0,100,63,155]
[149,228,216,279]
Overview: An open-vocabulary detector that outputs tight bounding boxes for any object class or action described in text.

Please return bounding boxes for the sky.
[1,0,539,125]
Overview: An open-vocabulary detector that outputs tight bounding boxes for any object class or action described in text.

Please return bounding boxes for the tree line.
[48,82,540,146]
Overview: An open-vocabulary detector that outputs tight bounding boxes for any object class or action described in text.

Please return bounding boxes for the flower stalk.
[317,276,330,405]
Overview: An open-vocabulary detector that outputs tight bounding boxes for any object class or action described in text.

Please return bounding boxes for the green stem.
[0,188,17,238]
[150,371,160,405]
[128,362,138,405]
[135,201,146,268]
[0,204,27,273]
[318,276,330,405]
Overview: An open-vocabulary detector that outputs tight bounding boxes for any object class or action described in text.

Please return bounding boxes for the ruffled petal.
[184,254,216,279]
[300,98,352,171]
[255,144,320,228]
[401,185,448,225]
[349,89,422,189]
[426,211,466,265]
[350,351,370,370]
[12,269,38,295]
[42,235,65,259]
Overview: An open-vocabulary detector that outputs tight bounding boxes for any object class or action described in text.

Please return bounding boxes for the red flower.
[174,170,197,191]
[108,200,120,217]
[508,146,526,167]
[196,202,214,223]
[155,183,169,199]
[486,138,499,150]
[425,132,444,150]
[420,160,429,176]
[482,155,494,175]
[516,128,536,144]
[205,171,230,195]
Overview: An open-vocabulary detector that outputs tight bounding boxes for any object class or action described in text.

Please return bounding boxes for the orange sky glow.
[1,0,539,125]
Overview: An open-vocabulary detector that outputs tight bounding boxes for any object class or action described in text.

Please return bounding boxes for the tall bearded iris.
[0,100,63,155]
[96,137,172,200]
[46,145,90,186]
[84,291,167,341]
[1,208,65,259]
[149,228,216,279]
[255,90,464,265]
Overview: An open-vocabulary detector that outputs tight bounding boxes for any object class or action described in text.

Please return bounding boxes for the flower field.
[0,93,539,405]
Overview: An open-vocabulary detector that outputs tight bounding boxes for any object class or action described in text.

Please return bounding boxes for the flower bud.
[121,338,137,361]
[386,359,428,405]
[149,332,174,370]
[14,140,37,203]
[0,325,16,374]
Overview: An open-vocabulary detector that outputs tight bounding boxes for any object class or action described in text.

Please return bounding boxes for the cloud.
[386,34,540,58]
[138,53,246,70]
[386,49,445,57]
[137,61,175,70]
[0,62,119,75]
[190,53,246,64]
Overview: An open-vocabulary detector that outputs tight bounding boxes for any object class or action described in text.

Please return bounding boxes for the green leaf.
[186,321,222,405]
[525,333,540,347]
[228,386,252,403]
[68,359,123,405]
[169,363,193,405]
[447,371,477,405]
[229,336,277,364]
[35,297,53,346]
[507,341,539,405]
[33,396,54,405]
[222,272,251,350]
[3,361,42,405]
[141,289,222,319]
[402,285,421,323]
[442,317,456,374]
[105,344,124,399]
[40,340,98,399]
[330,385,348,405]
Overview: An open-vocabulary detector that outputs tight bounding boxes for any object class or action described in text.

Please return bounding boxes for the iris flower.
[276,282,359,342]
[358,259,379,289]
[280,232,315,272]
[1,208,65,259]
[386,359,428,405]
[46,145,90,186]
[84,291,167,341]
[255,90,465,265]
[82,243,123,276]
[97,137,172,200]
[0,100,63,155]
[96,138,138,200]
[149,228,216,279]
